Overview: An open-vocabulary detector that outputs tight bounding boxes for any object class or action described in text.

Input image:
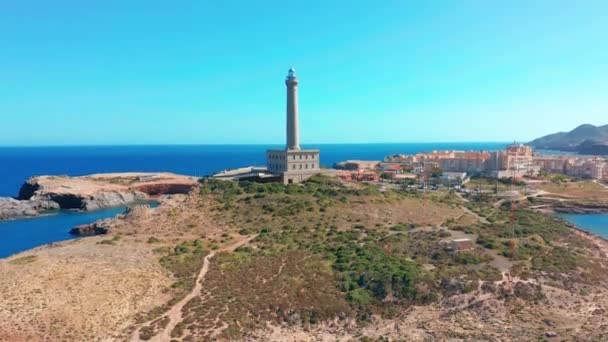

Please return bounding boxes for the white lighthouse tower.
[266,68,320,184]
[285,67,300,150]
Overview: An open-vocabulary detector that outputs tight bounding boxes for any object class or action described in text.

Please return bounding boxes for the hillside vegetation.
[167,176,608,340]
[3,175,608,341]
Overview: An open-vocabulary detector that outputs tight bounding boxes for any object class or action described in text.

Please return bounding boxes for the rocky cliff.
[2,172,198,220]
[0,197,60,220]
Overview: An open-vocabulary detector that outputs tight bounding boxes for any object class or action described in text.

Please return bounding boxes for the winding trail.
[459,205,489,224]
[594,180,608,189]
[129,234,256,342]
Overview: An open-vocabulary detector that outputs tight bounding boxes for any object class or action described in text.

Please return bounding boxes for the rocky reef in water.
[69,220,111,235]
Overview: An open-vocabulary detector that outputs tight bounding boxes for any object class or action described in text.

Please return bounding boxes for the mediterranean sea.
[0,143,508,258]
[0,206,127,258]
[560,213,608,238]
[0,143,508,197]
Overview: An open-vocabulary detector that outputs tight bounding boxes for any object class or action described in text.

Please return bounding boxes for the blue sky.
[1,0,607,146]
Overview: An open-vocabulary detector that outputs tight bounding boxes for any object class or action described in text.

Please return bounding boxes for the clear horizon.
[1,1,607,146]
[0,141,514,148]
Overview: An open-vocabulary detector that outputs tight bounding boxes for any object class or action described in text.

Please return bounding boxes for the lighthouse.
[285,67,300,150]
[266,68,320,184]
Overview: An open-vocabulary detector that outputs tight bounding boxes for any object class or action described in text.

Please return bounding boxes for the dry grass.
[175,250,349,340]
[8,255,37,265]
[0,237,172,342]
[107,192,228,239]
[538,180,608,200]
[207,192,463,236]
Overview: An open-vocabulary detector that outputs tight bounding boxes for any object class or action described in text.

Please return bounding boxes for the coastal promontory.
[0,172,198,220]
[529,123,608,154]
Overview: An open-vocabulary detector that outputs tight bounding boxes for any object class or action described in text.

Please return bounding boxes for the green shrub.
[97,235,121,245]
[454,252,484,265]
[477,235,498,249]
[147,236,161,244]
[346,288,373,306]
[174,244,190,255]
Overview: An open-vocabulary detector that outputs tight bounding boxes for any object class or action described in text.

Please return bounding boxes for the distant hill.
[529,124,608,154]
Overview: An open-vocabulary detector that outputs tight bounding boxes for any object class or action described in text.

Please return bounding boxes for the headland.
[0,172,198,220]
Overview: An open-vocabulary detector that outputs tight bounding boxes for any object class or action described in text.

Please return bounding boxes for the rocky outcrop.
[0,197,60,220]
[69,220,111,236]
[78,191,148,211]
[123,204,153,221]
[554,204,608,214]
[2,172,197,220]
[22,173,195,207]
[27,189,148,211]
[17,179,40,200]
[134,183,194,196]
[530,197,608,214]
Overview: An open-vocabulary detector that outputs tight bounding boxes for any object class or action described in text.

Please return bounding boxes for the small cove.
[0,201,158,258]
[560,213,608,238]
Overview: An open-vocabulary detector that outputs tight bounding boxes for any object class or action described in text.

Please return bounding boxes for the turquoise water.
[560,213,608,238]
[0,143,508,258]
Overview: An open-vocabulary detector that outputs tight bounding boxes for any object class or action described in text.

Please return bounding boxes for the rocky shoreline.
[0,197,60,220]
[554,205,608,214]
[531,197,608,214]
[0,172,198,220]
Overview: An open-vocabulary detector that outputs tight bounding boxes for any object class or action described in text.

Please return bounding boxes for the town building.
[335,160,380,171]
[440,172,469,186]
[266,68,320,184]
[446,238,474,254]
[382,143,607,181]
[533,156,569,174]
[439,151,490,173]
[566,158,605,179]
[336,170,379,182]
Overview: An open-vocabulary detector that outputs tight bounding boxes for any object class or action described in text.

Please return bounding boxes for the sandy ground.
[572,228,608,258]
[108,192,227,238]
[0,190,232,342]
[0,236,171,342]
[250,274,608,341]
[130,234,257,342]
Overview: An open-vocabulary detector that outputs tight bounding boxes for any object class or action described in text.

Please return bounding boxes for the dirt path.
[460,205,489,224]
[594,180,608,189]
[129,235,256,342]
[454,192,469,203]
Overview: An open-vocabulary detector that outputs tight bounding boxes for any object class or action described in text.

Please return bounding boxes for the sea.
[0,143,509,197]
[0,207,127,258]
[0,142,604,258]
[559,213,608,238]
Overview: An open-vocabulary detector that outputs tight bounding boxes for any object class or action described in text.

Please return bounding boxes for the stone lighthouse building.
[266,68,320,184]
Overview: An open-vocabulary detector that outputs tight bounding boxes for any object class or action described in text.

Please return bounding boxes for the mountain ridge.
[529,124,608,154]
